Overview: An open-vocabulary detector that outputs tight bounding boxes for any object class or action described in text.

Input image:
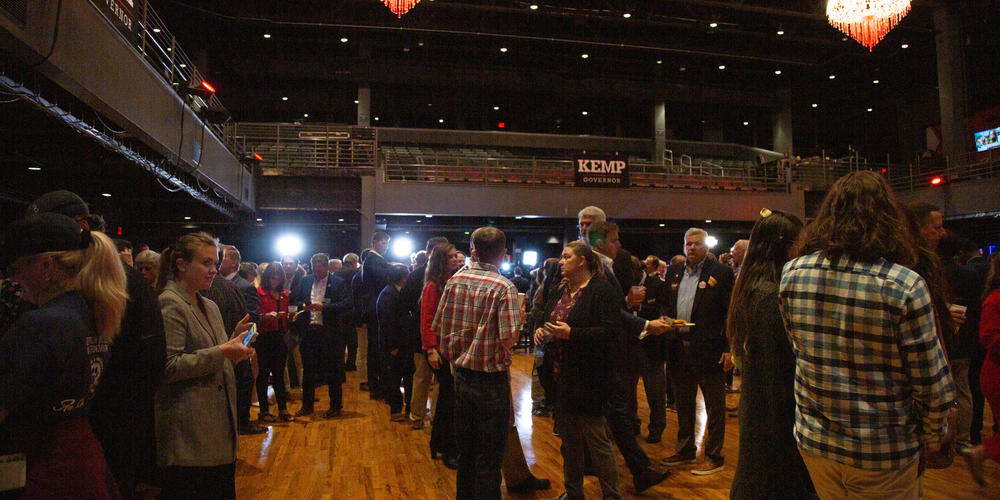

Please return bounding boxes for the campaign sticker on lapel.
[670,282,679,290]
[698,281,707,289]
[708,276,717,287]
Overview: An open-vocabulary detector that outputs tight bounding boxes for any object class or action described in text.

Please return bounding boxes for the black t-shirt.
[0,291,112,434]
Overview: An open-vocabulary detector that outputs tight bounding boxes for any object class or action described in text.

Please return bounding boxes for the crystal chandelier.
[382,0,421,17]
[826,0,911,51]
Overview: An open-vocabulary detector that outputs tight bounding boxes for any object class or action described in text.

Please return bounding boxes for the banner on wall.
[574,158,629,188]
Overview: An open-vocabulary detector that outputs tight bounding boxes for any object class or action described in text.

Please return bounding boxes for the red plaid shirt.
[433,262,524,373]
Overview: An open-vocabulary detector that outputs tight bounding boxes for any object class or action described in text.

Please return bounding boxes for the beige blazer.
[155,280,238,467]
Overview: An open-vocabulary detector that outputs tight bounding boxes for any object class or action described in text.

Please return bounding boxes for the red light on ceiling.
[930,177,943,185]
[200,81,216,93]
[881,168,887,174]
[253,153,264,161]
[498,122,505,128]
[117,226,123,236]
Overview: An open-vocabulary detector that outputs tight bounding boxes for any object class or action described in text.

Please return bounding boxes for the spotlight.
[392,237,414,259]
[705,235,718,248]
[275,234,304,257]
[500,262,512,272]
[930,176,943,186]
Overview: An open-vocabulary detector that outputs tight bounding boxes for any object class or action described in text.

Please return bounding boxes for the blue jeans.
[454,367,510,500]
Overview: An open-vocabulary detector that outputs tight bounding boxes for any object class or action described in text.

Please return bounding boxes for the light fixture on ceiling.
[340,37,348,43]
[281,96,288,101]
[493,106,500,110]
[718,65,726,70]
[873,79,880,84]
[867,107,873,112]
[900,42,909,49]
[829,74,836,79]
[152,28,161,33]
[256,218,263,222]
[303,113,309,117]
[101,193,112,198]
[811,103,819,108]
[263,33,271,39]
[529,4,538,10]
[656,59,662,64]
[623,13,631,19]
[438,118,444,123]
[354,99,360,104]
[382,0,422,17]
[776,28,785,35]
[500,47,508,53]
[709,21,718,28]
[28,166,41,171]
[826,0,911,50]
[743,121,749,126]
[374,116,380,121]
[581,111,588,116]
[184,216,191,220]
[774,69,782,75]
[581,53,589,59]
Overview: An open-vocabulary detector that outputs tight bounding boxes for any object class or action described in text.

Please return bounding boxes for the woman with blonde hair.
[0,212,127,498]
[155,232,254,499]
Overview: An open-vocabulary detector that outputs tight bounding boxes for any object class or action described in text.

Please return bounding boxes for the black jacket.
[201,275,247,336]
[540,276,621,416]
[290,274,352,330]
[659,258,735,374]
[376,284,411,353]
[361,252,390,318]
[231,275,260,323]
[399,264,426,352]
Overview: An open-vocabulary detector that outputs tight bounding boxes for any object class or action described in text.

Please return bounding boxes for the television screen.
[975,127,1000,152]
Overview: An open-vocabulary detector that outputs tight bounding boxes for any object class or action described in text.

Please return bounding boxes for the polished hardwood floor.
[237,332,998,499]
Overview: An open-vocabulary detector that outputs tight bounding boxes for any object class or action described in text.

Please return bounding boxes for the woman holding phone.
[155,232,254,500]
[256,262,293,423]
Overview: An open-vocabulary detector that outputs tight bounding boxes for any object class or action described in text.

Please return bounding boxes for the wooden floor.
[237,331,998,499]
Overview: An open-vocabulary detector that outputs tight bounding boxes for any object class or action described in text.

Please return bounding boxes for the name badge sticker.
[698,281,707,289]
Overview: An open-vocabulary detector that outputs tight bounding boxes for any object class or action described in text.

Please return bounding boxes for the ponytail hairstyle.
[565,241,604,277]
[158,232,219,291]
[45,230,128,341]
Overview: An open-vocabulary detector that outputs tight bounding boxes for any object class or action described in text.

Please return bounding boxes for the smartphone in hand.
[243,323,257,346]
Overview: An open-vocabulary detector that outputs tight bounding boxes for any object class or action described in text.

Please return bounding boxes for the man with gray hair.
[328,258,343,274]
[658,227,735,475]
[577,205,607,240]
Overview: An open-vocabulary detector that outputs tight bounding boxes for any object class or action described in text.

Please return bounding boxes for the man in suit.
[218,244,261,434]
[291,253,352,418]
[658,227,735,475]
[361,232,391,398]
[377,264,414,421]
[335,253,362,371]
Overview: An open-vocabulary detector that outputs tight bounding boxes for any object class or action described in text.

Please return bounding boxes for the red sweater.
[982,290,1000,366]
[257,286,289,332]
[420,282,443,351]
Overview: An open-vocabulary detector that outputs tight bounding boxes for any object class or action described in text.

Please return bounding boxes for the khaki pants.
[799,448,920,500]
[409,353,433,422]
[951,358,973,446]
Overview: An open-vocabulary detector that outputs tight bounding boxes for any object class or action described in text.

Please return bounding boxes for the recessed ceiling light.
[403,47,410,52]
[374,116,379,121]
[338,218,345,222]
[718,65,726,70]
[867,108,873,112]
[166,47,171,51]
[439,118,444,123]
[500,47,508,53]
[27,166,41,171]
[709,22,718,28]
[416,219,423,223]
[184,216,191,220]
[774,69,782,75]
[581,111,588,116]
[425,215,433,218]
[581,53,589,59]
[873,79,879,84]
[493,106,500,110]
[656,59,662,64]
[303,113,309,117]
[829,74,836,79]
[776,29,785,35]
[427,103,432,107]
[623,13,631,19]
[743,121,749,126]
[811,103,818,108]
[340,37,348,43]
[263,33,271,39]
[900,43,909,49]
[705,219,712,223]
[529,4,538,10]
[179,63,187,68]
[515,216,523,220]
[354,99,359,104]
[679,66,686,71]
[659,223,666,227]
[417,41,424,47]
[153,28,161,33]
[101,193,112,198]
[464,231,470,235]
[256,218,262,222]
[281,96,288,101]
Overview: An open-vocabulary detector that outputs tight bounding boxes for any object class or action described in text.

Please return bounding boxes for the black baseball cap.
[26,190,89,218]
[0,213,90,271]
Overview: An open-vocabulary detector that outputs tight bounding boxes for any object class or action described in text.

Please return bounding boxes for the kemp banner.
[574,158,630,188]
[89,0,144,48]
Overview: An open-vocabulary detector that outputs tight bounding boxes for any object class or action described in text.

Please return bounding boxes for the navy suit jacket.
[376,284,411,353]
[361,252,390,318]
[658,258,735,373]
[290,274,352,330]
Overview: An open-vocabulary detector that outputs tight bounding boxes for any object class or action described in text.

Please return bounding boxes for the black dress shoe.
[239,422,268,435]
[294,408,314,418]
[324,408,342,418]
[506,476,551,492]
[646,434,662,444]
[634,467,671,493]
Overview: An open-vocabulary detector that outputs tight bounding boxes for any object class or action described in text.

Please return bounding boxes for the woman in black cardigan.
[534,241,622,500]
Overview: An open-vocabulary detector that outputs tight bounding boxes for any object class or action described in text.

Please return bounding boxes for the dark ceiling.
[151,0,1000,158]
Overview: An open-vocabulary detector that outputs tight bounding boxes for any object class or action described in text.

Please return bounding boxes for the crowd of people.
[0,173,997,499]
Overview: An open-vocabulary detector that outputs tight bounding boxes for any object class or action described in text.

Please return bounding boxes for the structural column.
[653,100,666,164]
[361,174,376,251]
[772,90,793,157]
[934,2,970,166]
[357,86,371,127]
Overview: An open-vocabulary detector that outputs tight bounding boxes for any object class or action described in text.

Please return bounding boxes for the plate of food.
[639,319,695,339]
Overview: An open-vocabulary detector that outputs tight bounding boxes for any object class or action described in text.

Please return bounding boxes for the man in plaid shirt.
[779,171,955,499]
[434,226,524,500]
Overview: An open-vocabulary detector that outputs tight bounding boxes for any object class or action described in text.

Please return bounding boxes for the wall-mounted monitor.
[975,127,1000,152]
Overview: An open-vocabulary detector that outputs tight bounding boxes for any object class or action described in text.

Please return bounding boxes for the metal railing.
[789,150,1000,191]
[382,151,789,192]
[227,122,377,173]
